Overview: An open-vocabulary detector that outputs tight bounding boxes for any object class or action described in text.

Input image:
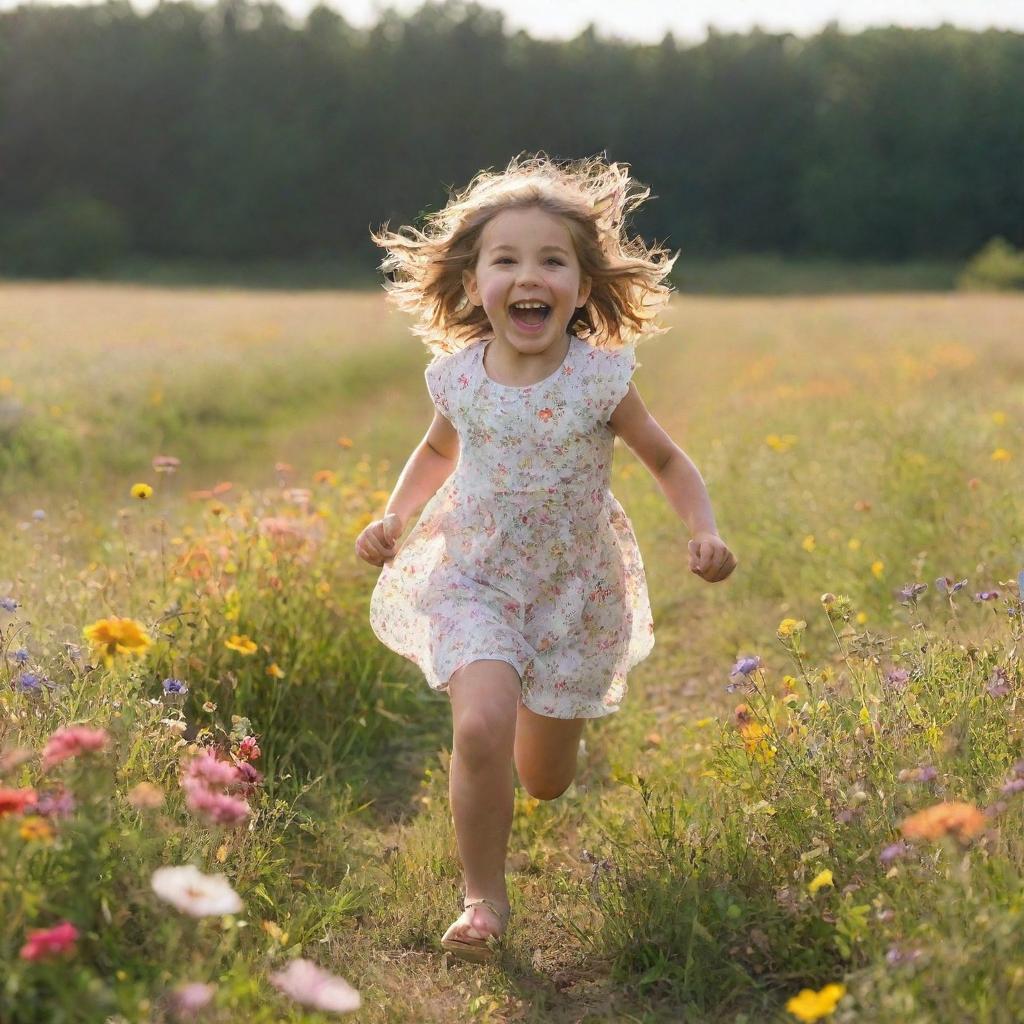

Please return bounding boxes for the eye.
[546,258,564,265]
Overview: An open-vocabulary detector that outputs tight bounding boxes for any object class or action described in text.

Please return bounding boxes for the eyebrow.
[489,244,571,256]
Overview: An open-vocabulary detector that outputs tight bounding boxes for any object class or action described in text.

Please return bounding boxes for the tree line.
[0,0,1022,276]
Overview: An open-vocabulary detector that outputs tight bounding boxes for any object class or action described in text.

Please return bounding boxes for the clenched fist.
[355,512,405,567]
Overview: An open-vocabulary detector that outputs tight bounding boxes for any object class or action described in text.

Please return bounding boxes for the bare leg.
[445,660,521,945]
[514,700,586,801]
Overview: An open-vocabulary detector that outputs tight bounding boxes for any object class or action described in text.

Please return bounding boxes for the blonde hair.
[370,151,679,355]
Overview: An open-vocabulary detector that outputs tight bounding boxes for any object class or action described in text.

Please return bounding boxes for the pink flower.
[184,785,251,826]
[19,921,79,961]
[169,981,216,1019]
[183,750,241,790]
[269,958,361,1014]
[41,726,109,770]
[237,736,261,762]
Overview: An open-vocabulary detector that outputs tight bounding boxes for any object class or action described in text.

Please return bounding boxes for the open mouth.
[508,301,551,332]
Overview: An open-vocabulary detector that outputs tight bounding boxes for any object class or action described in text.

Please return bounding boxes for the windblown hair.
[370,151,679,355]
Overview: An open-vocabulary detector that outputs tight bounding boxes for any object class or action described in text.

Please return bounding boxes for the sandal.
[440,896,510,963]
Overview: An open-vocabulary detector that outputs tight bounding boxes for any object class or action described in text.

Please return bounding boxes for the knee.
[454,710,513,772]
[520,776,573,802]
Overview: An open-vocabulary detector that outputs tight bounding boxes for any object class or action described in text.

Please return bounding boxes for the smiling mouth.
[508,303,551,329]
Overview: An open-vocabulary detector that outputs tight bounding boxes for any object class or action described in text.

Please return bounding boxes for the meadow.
[1,280,1023,1023]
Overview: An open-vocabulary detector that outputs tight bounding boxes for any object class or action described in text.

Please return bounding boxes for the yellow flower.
[808,869,834,894]
[992,410,1006,425]
[19,816,54,843]
[777,618,806,639]
[991,448,1011,461]
[786,983,846,1021]
[856,611,868,624]
[266,663,286,679]
[83,617,153,668]
[694,717,714,728]
[225,634,258,655]
[130,482,153,500]
[802,535,816,552]
[870,560,884,578]
[847,537,861,551]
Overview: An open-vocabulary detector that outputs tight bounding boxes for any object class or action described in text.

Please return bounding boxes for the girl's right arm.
[354,411,459,567]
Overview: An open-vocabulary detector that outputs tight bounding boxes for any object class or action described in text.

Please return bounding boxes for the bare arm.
[383,409,460,527]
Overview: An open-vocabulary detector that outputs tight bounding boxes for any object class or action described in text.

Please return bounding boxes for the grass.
[1,282,1023,1021]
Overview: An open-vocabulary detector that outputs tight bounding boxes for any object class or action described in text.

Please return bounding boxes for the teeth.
[511,301,549,310]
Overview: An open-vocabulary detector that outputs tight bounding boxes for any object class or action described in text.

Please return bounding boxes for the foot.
[440,897,510,963]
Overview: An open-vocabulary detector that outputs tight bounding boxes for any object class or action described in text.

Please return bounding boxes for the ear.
[462,267,481,306]
[576,273,592,309]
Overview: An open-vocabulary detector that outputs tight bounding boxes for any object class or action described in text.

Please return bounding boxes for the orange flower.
[900,801,987,843]
[83,617,153,668]
[538,408,554,422]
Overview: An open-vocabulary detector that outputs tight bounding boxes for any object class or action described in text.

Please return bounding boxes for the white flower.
[150,865,243,917]
[268,958,361,1014]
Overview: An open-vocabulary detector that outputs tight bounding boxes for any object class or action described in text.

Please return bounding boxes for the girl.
[357,152,736,963]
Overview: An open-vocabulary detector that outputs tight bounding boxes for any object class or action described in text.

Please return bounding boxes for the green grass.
[1,285,1023,1021]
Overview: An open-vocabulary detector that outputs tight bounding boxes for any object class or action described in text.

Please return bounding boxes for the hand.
[688,531,737,583]
[355,512,404,567]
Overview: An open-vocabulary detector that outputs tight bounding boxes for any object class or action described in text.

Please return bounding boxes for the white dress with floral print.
[369,333,654,719]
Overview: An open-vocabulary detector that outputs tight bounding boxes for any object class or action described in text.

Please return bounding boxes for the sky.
[3,0,1023,40]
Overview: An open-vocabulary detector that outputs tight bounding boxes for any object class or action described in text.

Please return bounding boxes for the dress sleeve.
[598,344,637,423]
[424,355,452,419]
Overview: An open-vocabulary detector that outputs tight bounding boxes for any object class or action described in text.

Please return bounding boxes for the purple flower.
[730,655,761,677]
[895,582,928,605]
[884,668,910,690]
[35,788,76,818]
[14,672,45,693]
[0,597,18,612]
[879,841,910,865]
[975,590,1000,602]
[935,576,968,595]
[987,667,1011,697]
[162,678,188,696]
[12,647,30,665]
[886,945,924,967]
[31,509,45,521]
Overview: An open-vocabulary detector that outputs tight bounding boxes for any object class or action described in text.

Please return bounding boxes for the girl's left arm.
[609,384,737,582]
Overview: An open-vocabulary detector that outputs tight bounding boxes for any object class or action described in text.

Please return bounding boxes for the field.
[2,281,1024,1023]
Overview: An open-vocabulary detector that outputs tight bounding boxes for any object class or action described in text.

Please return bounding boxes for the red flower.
[20,921,79,961]
[538,408,554,422]
[0,787,37,816]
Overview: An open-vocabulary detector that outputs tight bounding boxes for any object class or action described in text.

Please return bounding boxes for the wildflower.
[777,618,806,640]
[83,616,153,668]
[127,782,165,809]
[0,748,33,774]
[726,655,761,692]
[268,958,361,1014]
[974,590,1000,602]
[183,751,241,790]
[266,663,285,679]
[150,865,243,917]
[808,869,834,895]
[886,945,924,967]
[895,582,928,605]
[879,842,909,866]
[900,801,987,843]
[35,788,76,818]
[224,634,257,655]
[19,921,79,960]
[169,982,216,1018]
[14,671,46,693]
[152,454,181,474]
[935,576,968,595]
[801,535,815,552]
[785,982,846,1021]
[32,509,45,521]
[262,919,289,944]
[0,596,19,612]
[237,736,261,762]
[12,647,30,665]
[991,448,1011,461]
[163,677,188,696]
[19,816,54,843]
[897,765,937,784]
[185,785,250,826]
[236,762,264,792]
[41,726,110,770]
[313,469,338,485]
[884,667,910,691]
[131,482,154,500]
[870,560,884,578]
[986,667,1011,697]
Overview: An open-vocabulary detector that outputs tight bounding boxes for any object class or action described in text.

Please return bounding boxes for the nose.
[514,260,542,288]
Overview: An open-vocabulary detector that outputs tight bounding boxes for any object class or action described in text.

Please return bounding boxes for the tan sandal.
[440,896,510,963]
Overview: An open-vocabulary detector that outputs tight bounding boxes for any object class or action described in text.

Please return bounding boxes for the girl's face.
[462,206,591,353]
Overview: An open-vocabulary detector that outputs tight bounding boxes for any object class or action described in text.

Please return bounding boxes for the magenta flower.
[19,921,79,961]
[184,785,250,826]
[41,726,110,770]
[269,959,361,1014]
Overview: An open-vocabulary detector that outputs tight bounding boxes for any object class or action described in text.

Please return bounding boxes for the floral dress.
[369,333,655,719]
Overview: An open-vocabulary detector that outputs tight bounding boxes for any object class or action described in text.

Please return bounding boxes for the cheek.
[479,278,509,309]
